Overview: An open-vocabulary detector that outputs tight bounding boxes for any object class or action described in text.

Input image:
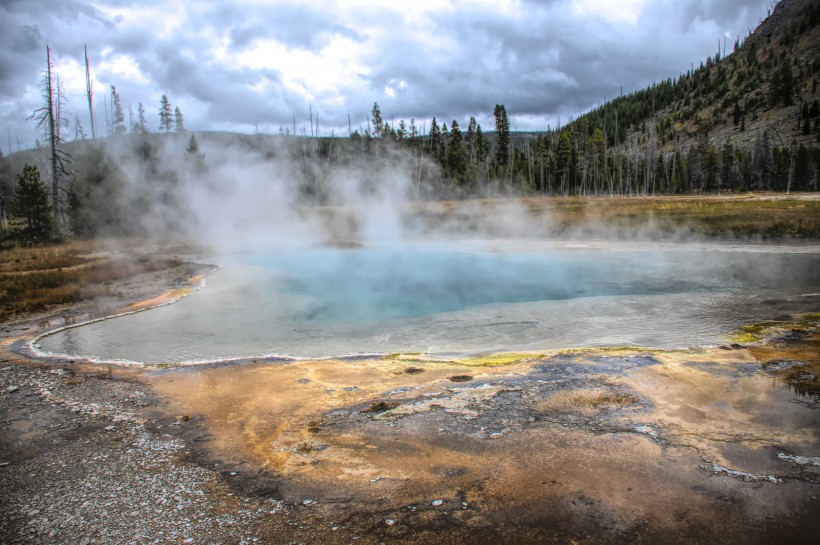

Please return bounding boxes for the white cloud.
[571,0,650,24]
[0,0,774,150]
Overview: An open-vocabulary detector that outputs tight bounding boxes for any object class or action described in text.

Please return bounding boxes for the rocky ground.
[1,262,819,544]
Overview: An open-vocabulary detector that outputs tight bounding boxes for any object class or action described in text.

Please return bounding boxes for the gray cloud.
[0,0,772,151]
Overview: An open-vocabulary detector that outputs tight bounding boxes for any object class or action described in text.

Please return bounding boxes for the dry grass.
[522,193,820,239]
[415,193,820,239]
[0,240,182,323]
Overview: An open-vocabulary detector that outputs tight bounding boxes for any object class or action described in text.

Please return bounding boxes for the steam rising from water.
[82,133,591,251]
[46,135,819,364]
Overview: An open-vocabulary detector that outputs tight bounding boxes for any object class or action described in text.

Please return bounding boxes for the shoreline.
[1,246,819,544]
[18,263,222,367]
[22,237,820,368]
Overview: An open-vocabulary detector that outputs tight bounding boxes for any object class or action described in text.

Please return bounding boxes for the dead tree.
[85,45,96,139]
[28,46,70,229]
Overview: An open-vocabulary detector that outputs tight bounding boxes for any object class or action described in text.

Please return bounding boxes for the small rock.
[431,499,444,507]
[302,499,315,506]
[385,518,395,526]
[6,385,19,393]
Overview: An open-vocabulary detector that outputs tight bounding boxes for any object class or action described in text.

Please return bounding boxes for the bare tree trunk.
[85,45,96,139]
[44,47,59,226]
[6,129,14,192]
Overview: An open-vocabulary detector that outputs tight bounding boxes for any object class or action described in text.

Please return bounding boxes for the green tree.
[159,95,173,132]
[371,102,383,137]
[466,116,477,163]
[11,164,53,242]
[438,122,449,165]
[590,128,606,192]
[111,85,125,133]
[446,120,467,181]
[493,104,510,166]
[174,106,185,133]
[556,131,572,191]
[185,134,207,174]
[475,123,489,168]
[429,117,441,164]
[186,133,200,154]
[136,102,148,133]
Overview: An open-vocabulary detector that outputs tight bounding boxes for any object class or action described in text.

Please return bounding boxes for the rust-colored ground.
[146,323,819,543]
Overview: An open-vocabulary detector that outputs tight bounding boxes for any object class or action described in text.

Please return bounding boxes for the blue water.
[240,245,719,322]
[33,241,820,364]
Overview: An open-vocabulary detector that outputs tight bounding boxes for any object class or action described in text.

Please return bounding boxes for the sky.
[0,0,774,152]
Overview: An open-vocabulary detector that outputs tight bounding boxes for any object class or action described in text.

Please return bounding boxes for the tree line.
[2,0,819,247]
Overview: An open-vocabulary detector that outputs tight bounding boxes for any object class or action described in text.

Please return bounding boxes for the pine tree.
[475,123,488,168]
[11,164,52,242]
[136,102,148,133]
[429,117,441,162]
[371,103,383,137]
[493,104,510,167]
[159,95,173,132]
[111,85,125,133]
[185,134,206,174]
[557,131,573,192]
[466,116,477,163]
[174,106,185,132]
[186,133,199,154]
[439,122,449,165]
[446,120,467,180]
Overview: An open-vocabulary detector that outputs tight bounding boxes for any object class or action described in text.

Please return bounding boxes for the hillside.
[555,0,819,193]
[570,0,819,150]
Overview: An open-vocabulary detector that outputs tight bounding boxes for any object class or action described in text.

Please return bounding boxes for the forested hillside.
[553,0,820,195]
[1,0,818,245]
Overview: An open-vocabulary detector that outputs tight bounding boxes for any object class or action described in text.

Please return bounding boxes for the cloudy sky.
[1,0,772,151]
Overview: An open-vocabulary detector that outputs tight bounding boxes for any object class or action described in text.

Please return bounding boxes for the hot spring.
[34,240,820,364]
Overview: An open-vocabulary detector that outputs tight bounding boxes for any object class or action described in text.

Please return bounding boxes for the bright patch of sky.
[571,0,650,24]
